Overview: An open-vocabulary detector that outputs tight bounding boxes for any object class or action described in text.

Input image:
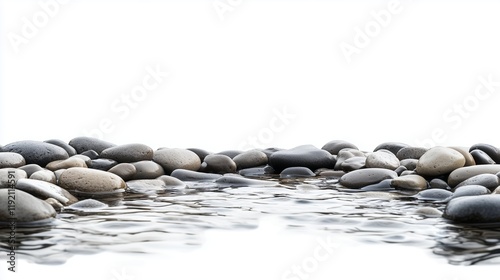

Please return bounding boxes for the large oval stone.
[2,140,69,166]
[153,148,201,174]
[448,165,500,187]
[339,168,398,189]
[443,195,500,223]
[391,174,428,191]
[454,174,500,192]
[132,160,164,179]
[365,149,400,170]
[233,150,268,170]
[416,147,465,176]
[269,145,336,172]
[100,143,153,163]
[68,136,116,154]
[0,152,26,168]
[469,143,500,163]
[0,189,56,222]
[0,168,28,188]
[200,154,237,174]
[59,167,126,193]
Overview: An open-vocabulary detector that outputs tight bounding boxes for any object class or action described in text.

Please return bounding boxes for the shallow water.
[1,175,500,274]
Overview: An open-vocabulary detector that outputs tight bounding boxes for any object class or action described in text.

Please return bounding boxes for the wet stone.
[470,149,496,165]
[0,189,56,222]
[46,157,88,171]
[391,174,428,191]
[334,149,365,170]
[339,168,398,189]
[444,195,500,223]
[414,189,452,201]
[469,143,500,163]
[429,178,450,190]
[132,160,164,180]
[269,145,336,172]
[67,199,108,210]
[399,159,418,171]
[360,179,394,192]
[454,174,500,192]
[16,178,78,205]
[280,167,315,178]
[200,154,237,174]
[171,169,222,181]
[81,150,99,160]
[451,185,491,199]
[448,165,500,187]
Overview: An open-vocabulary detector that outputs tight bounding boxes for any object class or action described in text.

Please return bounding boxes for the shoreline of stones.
[1,137,500,224]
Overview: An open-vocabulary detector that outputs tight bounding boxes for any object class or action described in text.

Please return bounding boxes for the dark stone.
[69,136,116,154]
[200,154,237,174]
[414,189,452,201]
[321,140,358,155]
[452,185,491,199]
[394,165,407,176]
[469,143,500,163]
[44,139,77,157]
[454,174,500,192]
[261,148,282,159]
[334,149,365,170]
[340,156,366,172]
[2,140,69,166]
[100,143,153,163]
[280,167,315,178]
[429,178,450,190]
[360,179,394,192]
[400,159,418,170]
[216,150,243,159]
[89,158,118,171]
[238,166,274,177]
[269,145,336,172]
[171,169,222,181]
[18,164,44,177]
[396,147,428,160]
[132,160,165,180]
[108,163,137,181]
[187,148,211,162]
[339,168,398,189]
[373,142,409,155]
[443,195,500,223]
[470,149,496,165]
[81,150,99,160]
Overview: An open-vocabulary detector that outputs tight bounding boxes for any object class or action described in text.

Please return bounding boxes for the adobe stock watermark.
[238,106,295,151]
[82,64,169,140]
[7,0,70,54]
[281,234,339,280]
[339,0,403,64]
[6,171,18,273]
[415,74,500,148]
[213,0,243,21]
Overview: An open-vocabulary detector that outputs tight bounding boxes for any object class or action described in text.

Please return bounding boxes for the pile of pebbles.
[1,137,500,224]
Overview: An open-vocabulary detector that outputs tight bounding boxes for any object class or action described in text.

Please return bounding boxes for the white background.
[1,0,500,152]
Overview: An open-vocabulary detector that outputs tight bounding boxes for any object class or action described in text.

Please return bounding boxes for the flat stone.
[360,179,394,192]
[469,143,500,163]
[68,136,116,154]
[280,167,315,178]
[448,165,500,187]
[0,168,28,188]
[171,169,222,181]
[153,148,201,174]
[269,145,336,172]
[416,147,465,176]
[454,174,500,192]
[215,174,279,187]
[108,163,137,181]
[449,147,476,166]
[2,140,69,166]
[414,188,452,201]
[132,160,164,180]
[46,157,88,171]
[100,143,153,163]
[452,185,490,199]
[321,140,358,155]
[396,147,428,160]
[391,174,428,191]
[200,154,237,174]
[16,178,78,205]
[339,168,398,189]
[44,139,77,157]
[89,158,117,171]
[0,189,56,222]
[59,167,126,193]
[470,149,496,165]
[373,142,409,155]
[233,150,268,170]
[30,170,57,184]
[0,152,26,168]
[443,195,500,223]
[340,156,366,172]
[365,149,400,170]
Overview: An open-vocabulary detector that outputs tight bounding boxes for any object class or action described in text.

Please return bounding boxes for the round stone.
[416,147,466,177]
[469,143,500,163]
[2,140,69,166]
[373,142,409,155]
[200,154,237,174]
[0,152,26,168]
[100,143,154,163]
[0,168,28,188]
[396,147,428,160]
[341,156,366,172]
[448,165,500,187]
[170,169,222,181]
[321,140,358,155]
[16,178,78,205]
[391,174,428,191]
[233,150,268,170]
[0,189,56,222]
[443,195,500,223]
[46,157,88,171]
[153,148,201,174]
[132,160,165,180]
[44,139,77,157]
[454,174,500,192]
[59,167,126,193]
[108,163,137,181]
[280,167,315,178]
[470,149,496,165]
[365,149,400,170]
[30,170,57,184]
[339,168,398,189]
[269,145,336,172]
[68,136,116,154]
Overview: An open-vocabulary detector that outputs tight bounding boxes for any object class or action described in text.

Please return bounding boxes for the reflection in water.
[1,176,499,266]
